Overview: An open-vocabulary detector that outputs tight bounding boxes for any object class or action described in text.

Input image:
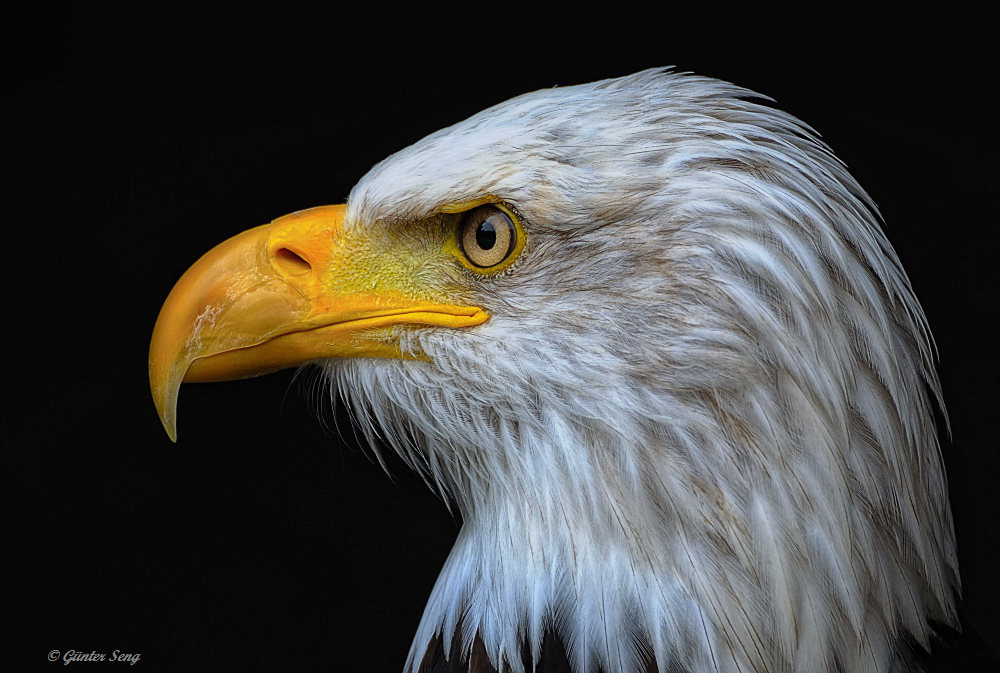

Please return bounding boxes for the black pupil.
[476,220,497,250]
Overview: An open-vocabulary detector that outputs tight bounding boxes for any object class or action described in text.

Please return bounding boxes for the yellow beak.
[149,204,488,441]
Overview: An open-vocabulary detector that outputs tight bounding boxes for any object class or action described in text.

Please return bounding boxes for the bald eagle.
[150,69,960,673]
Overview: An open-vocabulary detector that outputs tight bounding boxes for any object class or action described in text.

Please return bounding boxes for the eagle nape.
[150,69,981,672]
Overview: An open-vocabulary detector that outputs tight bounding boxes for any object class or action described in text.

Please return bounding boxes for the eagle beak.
[149,204,488,442]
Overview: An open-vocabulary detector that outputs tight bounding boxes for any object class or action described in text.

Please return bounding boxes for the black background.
[6,7,997,671]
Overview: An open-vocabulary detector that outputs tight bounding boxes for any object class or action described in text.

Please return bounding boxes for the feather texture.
[323,69,958,673]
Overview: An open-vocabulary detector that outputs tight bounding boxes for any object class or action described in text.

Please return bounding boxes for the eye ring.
[457,204,520,270]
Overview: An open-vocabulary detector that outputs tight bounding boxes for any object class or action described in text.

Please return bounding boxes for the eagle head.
[150,69,958,673]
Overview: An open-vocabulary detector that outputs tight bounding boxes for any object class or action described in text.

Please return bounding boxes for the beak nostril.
[273,247,312,276]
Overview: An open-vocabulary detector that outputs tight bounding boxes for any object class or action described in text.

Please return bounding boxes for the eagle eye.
[458,205,517,269]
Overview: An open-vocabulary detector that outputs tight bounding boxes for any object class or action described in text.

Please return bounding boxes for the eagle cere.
[150,69,958,673]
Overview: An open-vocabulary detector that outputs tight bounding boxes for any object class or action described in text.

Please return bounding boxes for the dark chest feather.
[417,628,660,673]
[913,616,1000,673]
[414,618,999,673]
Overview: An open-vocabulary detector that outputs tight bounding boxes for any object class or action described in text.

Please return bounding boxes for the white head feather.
[324,69,958,673]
